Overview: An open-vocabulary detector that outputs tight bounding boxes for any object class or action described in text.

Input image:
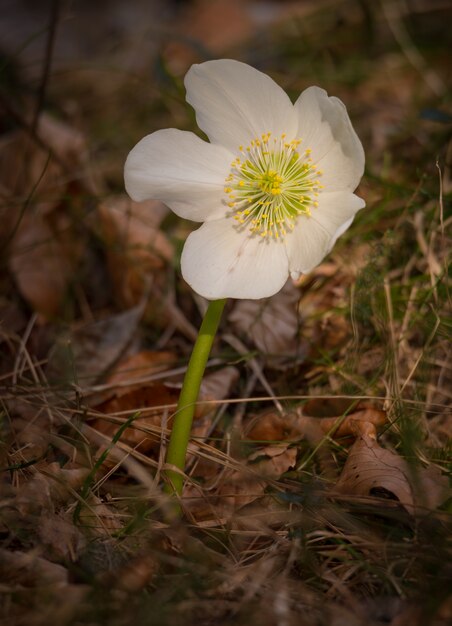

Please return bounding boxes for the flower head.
[124,59,365,300]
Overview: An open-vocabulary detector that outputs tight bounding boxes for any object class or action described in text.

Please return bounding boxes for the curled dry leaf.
[245,406,387,444]
[229,279,302,358]
[314,408,387,439]
[335,434,451,514]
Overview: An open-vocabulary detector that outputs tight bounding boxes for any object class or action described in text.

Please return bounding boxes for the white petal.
[311,191,365,236]
[284,218,330,275]
[181,219,289,300]
[285,191,364,274]
[294,86,364,192]
[124,129,233,222]
[184,60,298,154]
[328,216,354,252]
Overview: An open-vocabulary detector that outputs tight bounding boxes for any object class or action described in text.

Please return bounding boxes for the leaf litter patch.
[1,1,451,624]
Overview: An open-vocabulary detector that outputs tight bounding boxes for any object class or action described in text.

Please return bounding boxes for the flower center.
[224,132,323,240]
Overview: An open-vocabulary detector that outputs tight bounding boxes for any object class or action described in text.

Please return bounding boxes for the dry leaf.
[248,445,298,479]
[314,408,387,439]
[110,553,159,592]
[101,350,177,387]
[8,212,73,318]
[196,366,240,418]
[303,397,359,418]
[98,195,173,308]
[0,113,89,228]
[229,279,301,356]
[89,356,236,461]
[335,434,451,514]
[184,439,297,520]
[16,463,89,514]
[163,0,254,74]
[78,495,124,535]
[0,548,69,586]
[89,350,179,454]
[208,473,268,516]
[47,303,145,386]
[245,411,301,442]
[245,407,386,443]
[91,382,179,455]
[37,511,86,561]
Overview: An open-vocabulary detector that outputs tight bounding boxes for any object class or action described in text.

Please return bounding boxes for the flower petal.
[311,191,365,236]
[285,191,365,275]
[124,129,233,222]
[181,219,289,300]
[294,86,364,192]
[184,59,298,154]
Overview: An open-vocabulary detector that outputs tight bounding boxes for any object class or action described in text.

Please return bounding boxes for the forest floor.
[0,1,451,625]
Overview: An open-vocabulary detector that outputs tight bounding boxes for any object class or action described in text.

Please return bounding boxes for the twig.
[31,0,61,135]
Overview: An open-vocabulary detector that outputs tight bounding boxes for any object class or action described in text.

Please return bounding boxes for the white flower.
[124,59,365,300]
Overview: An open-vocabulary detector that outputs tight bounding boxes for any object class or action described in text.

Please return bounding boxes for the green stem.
[164,298,226,499]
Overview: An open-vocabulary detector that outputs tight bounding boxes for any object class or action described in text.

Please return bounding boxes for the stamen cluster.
[224,132,323,239]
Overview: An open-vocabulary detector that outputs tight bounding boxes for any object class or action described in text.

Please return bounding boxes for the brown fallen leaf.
[91,356,238,458]
[46,303,145,386]
[91,382,179,455]
[245,411,301,442]
[248,445,298,480]
[8,211,73,318]
[37,511,86,561]
[15,463,90,515]
[229,279,302,358]
[314,408,387,439]
[107,552,159,592]
[245,406,387,443]
[0,113,90,227]
[163,0,254,74]
[100,350,177,388]
[335,434,451,514]
[183,468,267,521]
[0,548,69,586]
[98,195,173,308]
[303,396,358,418]
[184,441,297,520]
[195,366,240,418]
[78,495,124,535]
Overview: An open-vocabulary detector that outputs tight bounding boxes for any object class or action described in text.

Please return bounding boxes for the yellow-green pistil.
[225,132,323,239]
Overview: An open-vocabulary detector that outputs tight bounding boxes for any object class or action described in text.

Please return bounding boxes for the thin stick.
[31,0,61,135]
